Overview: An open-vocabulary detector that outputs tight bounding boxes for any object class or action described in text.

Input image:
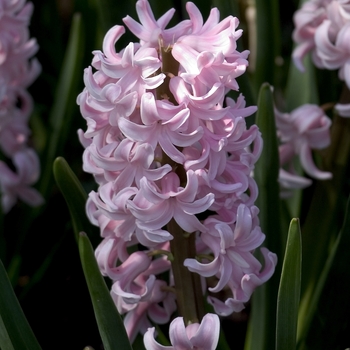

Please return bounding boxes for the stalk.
[168,219,205,325]
[157,39,205,325]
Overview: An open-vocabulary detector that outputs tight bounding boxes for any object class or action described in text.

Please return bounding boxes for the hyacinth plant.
[0,0,350,349]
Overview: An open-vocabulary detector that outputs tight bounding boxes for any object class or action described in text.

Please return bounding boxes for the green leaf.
[0,259,42,350]
[79,232,133,350]
[253,0,281,94]
[0,314,14,350]
[276,218,302,350]
[297,195,350,350]
[39,13,84,199]
[53,157,96,243]
[285,54,319,111]
[298,115,350,329]
[245,83,284,350]
[254,82,285,261]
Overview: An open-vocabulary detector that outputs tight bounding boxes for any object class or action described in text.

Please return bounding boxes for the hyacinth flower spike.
[78,0,277,346]
[0,0,43,212]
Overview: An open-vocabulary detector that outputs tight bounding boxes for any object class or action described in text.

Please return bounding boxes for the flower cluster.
[275,104,332,193]
[144,313,220,350]
[78,0,277,345]
[0,0,43,212]
[292,0,350,116]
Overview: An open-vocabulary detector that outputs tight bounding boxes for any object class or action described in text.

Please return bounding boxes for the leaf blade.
[276,218,302,350]
[0,259,42,350]
[79,232,133,350]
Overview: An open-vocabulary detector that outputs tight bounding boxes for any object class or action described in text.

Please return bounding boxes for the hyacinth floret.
[0,0,43,212]
[78,0,277,344]
[292,0,350,116]
[275,103,332,193]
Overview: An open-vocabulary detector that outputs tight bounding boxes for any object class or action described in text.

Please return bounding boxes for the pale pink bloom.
[207,248,277,315]
[86,138,171,190]
[172,2,249,92]
[292,0,329,71]
[0,0,42,212]
[144,313,220,350]
[111,252,171,307]
[118,93,203,164]
[315,20,350,88]
[184,204,277,315]
[292,0,350,90]
[128,171,214,233]
[92,25,165,92]
[121,283,177,343]
[335,102,350,116]
[123,0,191,47]
[0,149,43,213]
[78,0,275,343]
[275,104,332,189]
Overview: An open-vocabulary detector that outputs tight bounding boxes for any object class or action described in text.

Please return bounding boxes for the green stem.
[156,35,204,325]
[168,219,205,325]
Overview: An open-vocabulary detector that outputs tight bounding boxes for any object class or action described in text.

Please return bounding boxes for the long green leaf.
[285,54,319,111]
[276,218,301,350]
[253,0,281,94]
[297,196,350,350]
[0,314,14,350]
[53,156,97,243]
[298,117,350,324]
[53,156,131,349]
[39,13,84,199]
[79,232,133,350]
[245,82,283,350]
[0,259,42,350]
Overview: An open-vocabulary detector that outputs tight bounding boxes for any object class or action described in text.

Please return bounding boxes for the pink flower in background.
[0,149,43,212]
[78,0,277,344]
[275,104,332,192]
[292,0,350,116]
[0,0,43,212]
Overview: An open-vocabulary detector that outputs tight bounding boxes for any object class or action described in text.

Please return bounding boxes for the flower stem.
[168,218,205,325]
[156,37,179,105]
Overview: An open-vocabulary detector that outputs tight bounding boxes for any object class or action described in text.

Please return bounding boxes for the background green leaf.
[0,259,42,350]
[53,157,96,243]
[276,218,301,350]
[245,82,284,350]
[79,232,133,350]
[297,196,350,350]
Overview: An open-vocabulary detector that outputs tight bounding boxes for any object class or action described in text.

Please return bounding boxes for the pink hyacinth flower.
[0,0,43,212]
[0,149,43,213]
[78,0,276,342]
[275,103,332,189]
[143,313,220,350]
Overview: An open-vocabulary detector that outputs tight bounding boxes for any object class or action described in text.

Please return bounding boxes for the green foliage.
[0,260,42,350]
[79,232,133,350]
[276,219,302,350]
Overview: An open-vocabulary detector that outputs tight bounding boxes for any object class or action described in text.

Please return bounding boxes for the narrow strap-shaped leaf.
[276,218,302,350]
[0,259,42,350]
[39,13,84,199]
[0,314,14,350]
[253,0,281,94]
[53,156,97,243]
[245,83,283,350]
[297,195,350,349]
[79,232,133,350]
